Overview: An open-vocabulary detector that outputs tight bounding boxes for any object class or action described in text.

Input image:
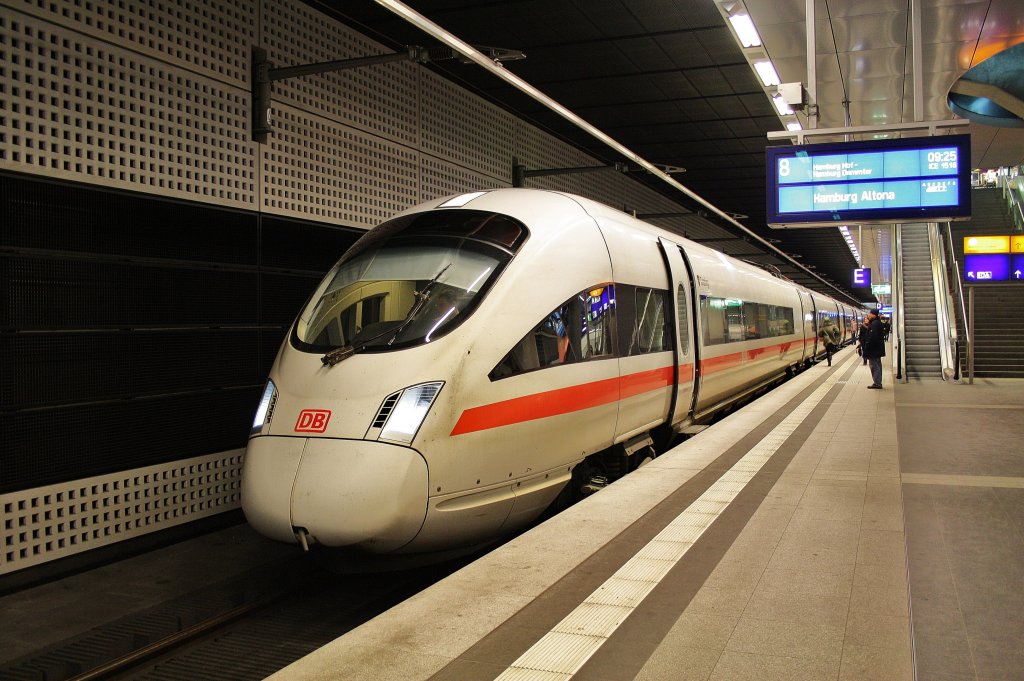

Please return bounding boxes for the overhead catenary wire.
[372,0,862,307]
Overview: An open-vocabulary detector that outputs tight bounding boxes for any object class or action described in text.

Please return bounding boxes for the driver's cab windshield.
[293,209,528,353]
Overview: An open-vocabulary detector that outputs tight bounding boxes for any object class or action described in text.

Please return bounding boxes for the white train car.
[242,189,853,555]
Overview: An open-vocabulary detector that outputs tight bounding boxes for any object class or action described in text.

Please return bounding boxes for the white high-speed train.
[242,188,857,555]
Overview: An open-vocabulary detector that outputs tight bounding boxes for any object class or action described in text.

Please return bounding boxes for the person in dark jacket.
[862,309,886,389]
[818,318,841,366]
[857,315,870,365]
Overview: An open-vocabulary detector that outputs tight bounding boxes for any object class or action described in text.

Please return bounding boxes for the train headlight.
[378,382,444,445]
[251,380,278,437]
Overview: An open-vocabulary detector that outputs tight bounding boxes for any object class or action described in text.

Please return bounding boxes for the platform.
[270,347,1024,681]
[3,347,1021,681]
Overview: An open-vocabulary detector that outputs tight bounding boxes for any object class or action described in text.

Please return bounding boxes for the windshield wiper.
[320,263,451,367]
[382,262,452,347]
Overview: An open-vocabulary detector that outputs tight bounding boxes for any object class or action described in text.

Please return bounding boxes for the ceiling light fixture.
[772,94,793,115]
[753,61,780,86]
[728,13,762,47]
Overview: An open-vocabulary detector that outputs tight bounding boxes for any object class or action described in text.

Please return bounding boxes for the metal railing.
[928,223,958,380]
[1006,176,1024,231]
[944,223,970,382]
[894,224,906,382]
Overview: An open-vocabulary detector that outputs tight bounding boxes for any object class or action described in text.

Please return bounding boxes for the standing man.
[857,315,870,365]
[863,309,886,389]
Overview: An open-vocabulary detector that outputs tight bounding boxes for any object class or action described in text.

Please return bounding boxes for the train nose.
[241,436,429,552]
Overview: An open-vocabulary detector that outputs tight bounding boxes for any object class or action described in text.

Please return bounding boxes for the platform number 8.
[779,158,791,177]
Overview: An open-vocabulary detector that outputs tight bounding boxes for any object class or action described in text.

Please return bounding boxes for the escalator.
[899,226,943,379]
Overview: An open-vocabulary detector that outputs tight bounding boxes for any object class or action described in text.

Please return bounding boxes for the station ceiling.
[308,0,1024,305]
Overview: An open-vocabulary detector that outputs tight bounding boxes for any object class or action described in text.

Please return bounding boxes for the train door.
[797,289,815,363]
[809,294,841,358]
[658,238,698,427]
[809,293,824,357]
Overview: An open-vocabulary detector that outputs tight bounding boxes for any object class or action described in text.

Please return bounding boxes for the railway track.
[1,553,470,681]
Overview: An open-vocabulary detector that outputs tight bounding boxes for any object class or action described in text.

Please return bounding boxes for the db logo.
[294,409,331,433]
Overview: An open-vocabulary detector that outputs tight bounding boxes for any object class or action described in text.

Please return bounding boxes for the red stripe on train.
[450,364,692,436]
[450,335,804,436]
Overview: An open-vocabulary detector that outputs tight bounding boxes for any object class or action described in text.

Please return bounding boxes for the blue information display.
[766,135,971,227]
[964,254,1011,282]
[1013,255,1024,281]
[961,237,1024,284]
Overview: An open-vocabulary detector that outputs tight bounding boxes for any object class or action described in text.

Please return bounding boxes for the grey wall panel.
[419,153,509,203]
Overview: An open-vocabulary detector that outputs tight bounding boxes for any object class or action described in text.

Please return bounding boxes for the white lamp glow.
[753,61,780,86]
[729,13,762,47]
[772,94,793,115]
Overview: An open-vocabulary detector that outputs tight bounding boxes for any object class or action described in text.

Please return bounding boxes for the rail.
[894,224,906,382]
[928,223,957,380]
[944,223,969,381]
[1006,176,1024,231]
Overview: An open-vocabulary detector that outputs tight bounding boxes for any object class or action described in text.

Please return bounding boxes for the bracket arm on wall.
[512,158,627,187]
[252,45,430,142]
[252,44,524,142]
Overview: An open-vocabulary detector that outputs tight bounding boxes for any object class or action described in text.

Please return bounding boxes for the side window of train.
[629,287,670,355]
[701,296,745,344]
[489,285,615,380]
[583,285,615,360]
[701,297,796,345]
[766,304,795,336]
[676,284,689,355]
[744,302,795,338]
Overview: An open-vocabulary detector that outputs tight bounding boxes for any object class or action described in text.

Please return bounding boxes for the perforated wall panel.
[0,329,263,409]
[0,177,258,264]
[513,120,610,196]
[15,0,253,85]
[260,216,360,272]
[0,11,256,206]
[261,0,419,147]
[420,70,514,182]
[1,450,244,575]
[419,154,508,203]
[1,388,258,491]
[0,255,260,329]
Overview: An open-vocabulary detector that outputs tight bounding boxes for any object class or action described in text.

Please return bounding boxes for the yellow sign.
[1012,236,1024,253]
[964,235,1010,254]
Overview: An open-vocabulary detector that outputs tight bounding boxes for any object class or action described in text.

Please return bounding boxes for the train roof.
[399,189,855,311]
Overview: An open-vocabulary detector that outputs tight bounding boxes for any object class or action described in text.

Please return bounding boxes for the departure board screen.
[766,135,971,227]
